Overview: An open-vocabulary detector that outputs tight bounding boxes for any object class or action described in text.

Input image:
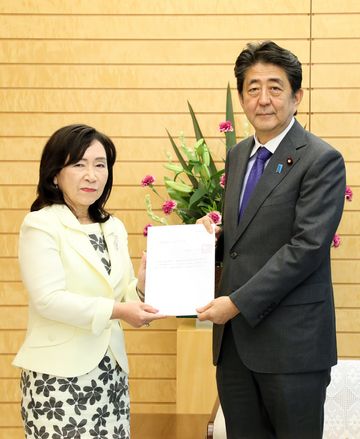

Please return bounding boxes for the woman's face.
[54,140,109,220]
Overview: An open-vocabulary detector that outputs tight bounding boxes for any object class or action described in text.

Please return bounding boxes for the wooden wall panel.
[0,1,358,433]
[312,15,360,38]
[334,285,360,308]
[0,40,310,64]
[322,138,360,162]
[0,89,310,113]
[0,64,311,90]
[337,334,360,357]
[0,15,310,39]
[0,0,311,14]
[0,283,27,305]
[0,404,21,427]
[311,40,360,63]
[310,2,360,369]
[0,113,310,138]
[311,115,360,138]
[311,65,360,88]
[0,429,23,439]
[0,137,229,162]
[311,89,360,113]
[312,0,360,12]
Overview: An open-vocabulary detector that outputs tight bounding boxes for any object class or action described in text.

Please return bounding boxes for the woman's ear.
[53,176,58,186]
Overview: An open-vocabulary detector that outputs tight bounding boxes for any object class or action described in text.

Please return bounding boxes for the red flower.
[162,200,177,215]
[220,173,226,188]
[143,223,152,237]
[207,211,222,225]
[332,234,341,248]
[219,121,234,133]
[345,185,353,202]
[141,175,155,187]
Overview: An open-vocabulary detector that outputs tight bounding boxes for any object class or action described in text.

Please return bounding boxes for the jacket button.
[230,251,238,259]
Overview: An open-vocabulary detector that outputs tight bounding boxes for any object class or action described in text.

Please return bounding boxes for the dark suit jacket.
[214,120,346,374]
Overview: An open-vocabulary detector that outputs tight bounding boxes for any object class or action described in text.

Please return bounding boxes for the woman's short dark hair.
[31,124,117,223]
[234,41,302,96]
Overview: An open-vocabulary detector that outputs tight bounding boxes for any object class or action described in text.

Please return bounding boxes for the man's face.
[239,62,303,144]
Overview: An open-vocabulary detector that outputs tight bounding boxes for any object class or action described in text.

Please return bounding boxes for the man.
[196,41,346,439]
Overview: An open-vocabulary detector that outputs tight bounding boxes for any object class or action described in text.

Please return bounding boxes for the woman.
[13,124,163,438]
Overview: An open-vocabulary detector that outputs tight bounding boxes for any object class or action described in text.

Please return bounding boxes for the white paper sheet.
[145,224,215,316]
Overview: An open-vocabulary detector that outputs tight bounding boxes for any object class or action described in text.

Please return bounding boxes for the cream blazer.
[13,204,139,377]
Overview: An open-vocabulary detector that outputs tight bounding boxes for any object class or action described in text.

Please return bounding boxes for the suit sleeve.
[230,147,346,328]
[19,213,114,336]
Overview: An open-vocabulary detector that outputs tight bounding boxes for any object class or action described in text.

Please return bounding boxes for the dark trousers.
[216,324,331,439]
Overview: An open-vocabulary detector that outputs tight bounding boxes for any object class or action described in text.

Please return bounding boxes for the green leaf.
[187,101,204,142]
[225,82,237,152]
[189,186,207,208]
[165,180,193,193]
[202,144,210,166]
[166,187,189,204]
[163,162,183,173]
[144,194,168,225]
[178,208,202,221]
[199,164,211,180]
[188,101,218,175]
[166,130,198,189]
[180,145,197,162]
[194,138,205,149]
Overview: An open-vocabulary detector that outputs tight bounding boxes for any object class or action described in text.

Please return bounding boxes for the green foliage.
[143,84,237,226]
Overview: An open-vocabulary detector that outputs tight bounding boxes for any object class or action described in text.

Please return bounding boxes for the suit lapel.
[225,137,253,235]
[101,218,124,288]
[233,120,307,243]
[52,205,119,289]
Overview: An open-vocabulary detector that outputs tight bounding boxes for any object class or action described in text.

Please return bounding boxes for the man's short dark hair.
[234,41,302,96]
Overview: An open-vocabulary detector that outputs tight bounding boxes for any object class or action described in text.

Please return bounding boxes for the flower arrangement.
[141,84,352,248]
[141,84,238,232]
[331,185,353,247]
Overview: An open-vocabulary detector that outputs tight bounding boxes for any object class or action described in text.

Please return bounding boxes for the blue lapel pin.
[276,164,283,174]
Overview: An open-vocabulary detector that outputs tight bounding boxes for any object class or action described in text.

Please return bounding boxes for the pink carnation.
[345,185,353,202]
[332,234,341,248]
[141,175,155,187]
[162,200,177,215]
[143,223,152,237]
[220,173,226,188]
[219,121,234,133]
[207,211,222,225]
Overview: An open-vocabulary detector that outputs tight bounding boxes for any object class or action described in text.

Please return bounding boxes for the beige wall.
[1,0,359,436]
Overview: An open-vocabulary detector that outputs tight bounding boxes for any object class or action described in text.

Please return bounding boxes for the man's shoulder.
[229,136,253,155]
[304,129,342,157]
[290,120,343,158]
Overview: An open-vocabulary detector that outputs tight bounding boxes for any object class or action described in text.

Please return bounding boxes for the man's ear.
[294,88,304,108]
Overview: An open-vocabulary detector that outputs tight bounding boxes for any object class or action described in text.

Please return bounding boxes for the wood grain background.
[0,1,359,436]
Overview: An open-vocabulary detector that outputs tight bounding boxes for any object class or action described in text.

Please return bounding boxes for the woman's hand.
[112,301,166,328]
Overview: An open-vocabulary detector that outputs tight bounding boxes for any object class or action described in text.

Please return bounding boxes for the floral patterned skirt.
[20,349,130,439]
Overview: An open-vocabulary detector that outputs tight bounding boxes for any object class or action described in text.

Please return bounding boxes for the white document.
[145,224,215,316]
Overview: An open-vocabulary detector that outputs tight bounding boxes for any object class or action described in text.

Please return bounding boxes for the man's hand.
[196,296,239,325]
[196,215,222,240]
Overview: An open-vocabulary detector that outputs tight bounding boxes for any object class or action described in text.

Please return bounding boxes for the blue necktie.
[239,146,272,218]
